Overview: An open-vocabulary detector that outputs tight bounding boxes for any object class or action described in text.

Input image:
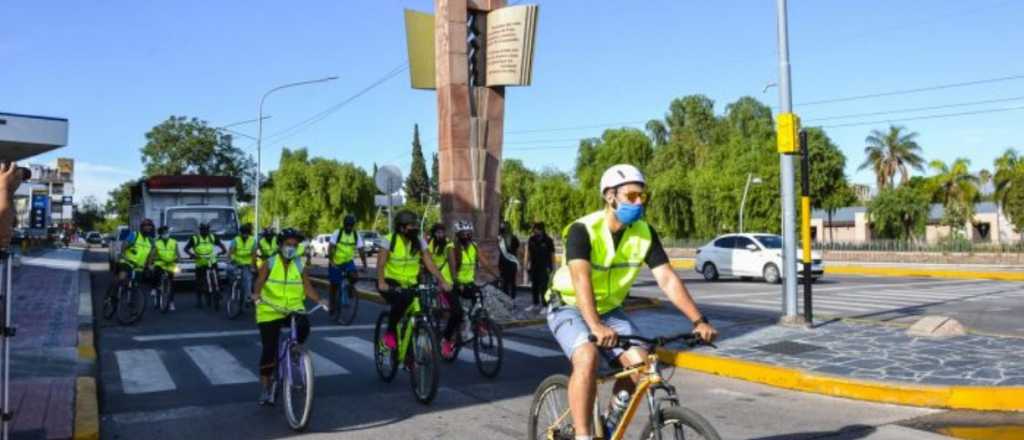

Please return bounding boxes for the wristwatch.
[692,316,709,326]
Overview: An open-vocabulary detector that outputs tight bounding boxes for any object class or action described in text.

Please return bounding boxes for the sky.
[3,0,1022,203]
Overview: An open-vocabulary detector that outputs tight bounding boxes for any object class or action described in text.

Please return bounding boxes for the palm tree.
[858,125,926,190]
[930,158,981,235]
[993,149,1022,243]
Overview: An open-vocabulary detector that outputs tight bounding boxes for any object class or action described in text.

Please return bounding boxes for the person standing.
[525,222,556,312]
[184,223,227,308]
[153,225,179,311]
[497,221,521,307]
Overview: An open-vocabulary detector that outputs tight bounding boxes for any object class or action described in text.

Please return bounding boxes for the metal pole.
[800,130,813,324]
[739,173,752,233]
[776,0,799,318]
[1,251,11,440]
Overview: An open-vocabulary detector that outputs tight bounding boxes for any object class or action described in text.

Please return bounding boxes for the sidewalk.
[7,248,85,440]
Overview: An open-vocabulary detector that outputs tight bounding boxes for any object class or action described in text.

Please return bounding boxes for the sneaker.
[441,338,456,358]
[258,387,273,406]
[169,302,176,311]
[383,332,397,350]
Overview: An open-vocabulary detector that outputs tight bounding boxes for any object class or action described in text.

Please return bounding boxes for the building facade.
[811,202,1019,244]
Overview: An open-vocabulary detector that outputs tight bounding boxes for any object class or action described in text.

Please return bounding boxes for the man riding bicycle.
[375,210,451,350]
[327,214,364,310]
[251,228,328,405]
[440,220,499,358]
[184,223,227,308]
[116,218,158,295]
[153,225,179,311]
[230,223,258,297]
[545,164,718,440]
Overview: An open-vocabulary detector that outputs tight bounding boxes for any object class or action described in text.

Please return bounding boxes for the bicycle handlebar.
[255,299,327,315]
[587,333,716,350]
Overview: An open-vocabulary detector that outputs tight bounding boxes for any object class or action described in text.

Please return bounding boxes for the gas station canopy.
[0,112,69,162]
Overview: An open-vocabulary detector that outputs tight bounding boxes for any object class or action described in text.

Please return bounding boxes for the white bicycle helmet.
[453,220,474,233]
[599,164,646,195]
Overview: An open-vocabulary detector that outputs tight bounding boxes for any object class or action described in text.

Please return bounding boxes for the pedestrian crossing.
[698,279,1024,317]
[111,334,563,395]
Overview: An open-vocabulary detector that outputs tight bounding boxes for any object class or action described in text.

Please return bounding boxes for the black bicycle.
[198,264,222,310]
[226,264,254,319]
[328,266,360,325]
[155,268,174,313]
[436,282,503,378]
[104,268,146,325]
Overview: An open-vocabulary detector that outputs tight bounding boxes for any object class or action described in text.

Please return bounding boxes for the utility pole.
[775,0,801,322]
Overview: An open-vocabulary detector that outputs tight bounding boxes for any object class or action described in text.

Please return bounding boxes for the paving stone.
[842,358,895,370]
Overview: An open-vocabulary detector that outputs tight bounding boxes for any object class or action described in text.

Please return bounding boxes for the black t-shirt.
[527,233,555,272]
[564,222,669,269]
[499,234,520,265]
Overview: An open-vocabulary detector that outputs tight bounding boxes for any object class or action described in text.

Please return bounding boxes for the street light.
[254,76,338,230]
[739,173,763,233]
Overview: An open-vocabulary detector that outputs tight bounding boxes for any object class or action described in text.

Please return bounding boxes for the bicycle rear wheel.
[472,316,503,378]
[282,344,315,431]
[527,374,579,440]
[373,312,398,382]
[226,279,242,319]
[640,406,721,440]
[159,276,171,314]
[409,318,440,404]
[102,285,117,320]
[335,280,359,326]
[116,284,145,325]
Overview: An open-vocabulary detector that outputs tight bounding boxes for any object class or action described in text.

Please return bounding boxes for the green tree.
[868,178,931,240]
[140,116,255,200]
[500,159,537,233]
[993,149,1024,236]
[104,181,135,224]
[405,124,431,204]
[645,119,668,147]
[858,125,925,191]
[526,170,587,235]
[820,183,858,243]
[796,128,854,242]
[647,167,694,239]
[929,158,980,235]
[430,152,440,200]
[73,196,106,232]
[574,128,654,209]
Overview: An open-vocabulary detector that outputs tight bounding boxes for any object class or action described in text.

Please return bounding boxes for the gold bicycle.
[528,333,721,440]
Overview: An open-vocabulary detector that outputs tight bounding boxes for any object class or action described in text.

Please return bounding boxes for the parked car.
[310,234,332,258]
[107,225,131,271]
[695,233,824,284]
[86,231,103,245]
[358,230,383,256]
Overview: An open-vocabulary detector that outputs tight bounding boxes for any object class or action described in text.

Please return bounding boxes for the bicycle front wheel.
[527,374,579,440]
[472,316,503,378]
[102,285,117,320]
[373,311,398,382]
[159,276,171,314]
[335,281,359,326]
[640,406,721,440]
[282,344,315,432]
[226,280,242,319]
[116,285,145,325]
[409,318,440,404]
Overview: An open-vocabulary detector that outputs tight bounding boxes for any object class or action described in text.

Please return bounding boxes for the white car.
[694,233,824,283]
[310,234,332,258]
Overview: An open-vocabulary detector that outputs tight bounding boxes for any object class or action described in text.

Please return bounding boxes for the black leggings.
[379,279,414,334]
[258,315,310,377]
[443,284,478,340]
[530,270,550,306]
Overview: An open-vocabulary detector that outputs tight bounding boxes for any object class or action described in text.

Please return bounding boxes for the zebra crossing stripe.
[748,299,865,312]
[814,295,923,307]
[325,336,376,361]
[309,351,350,376]
[501,339,562,357]
[115,349,176,394]
[184,345,258,385]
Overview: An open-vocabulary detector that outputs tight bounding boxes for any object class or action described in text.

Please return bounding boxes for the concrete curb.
[657,349,1024,411]
[73,270,99,440]
[309,277,386,305]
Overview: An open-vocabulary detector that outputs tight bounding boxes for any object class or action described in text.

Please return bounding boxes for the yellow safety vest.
[192,234,217,268]
[154,238,178,271]
[259,237,278,259]
[257,255,306,323]
[331,230,358,265]
[384,234,421,288]
[233,235,256,266]
[447,242,477,285]
[548,211,652,314]
[122,233,153,269]
[430,239,450,284]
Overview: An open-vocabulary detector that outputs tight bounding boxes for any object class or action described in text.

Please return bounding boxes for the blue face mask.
[614,201,644,225]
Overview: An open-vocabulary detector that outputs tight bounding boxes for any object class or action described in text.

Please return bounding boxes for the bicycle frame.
[395,294,425,364]
[276,313,302,387]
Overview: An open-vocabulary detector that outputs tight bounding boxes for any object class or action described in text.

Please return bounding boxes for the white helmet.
[453,220,474,233]
[599,164,646,195]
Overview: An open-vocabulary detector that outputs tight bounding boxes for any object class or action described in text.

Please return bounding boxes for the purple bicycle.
[257,300,326,431]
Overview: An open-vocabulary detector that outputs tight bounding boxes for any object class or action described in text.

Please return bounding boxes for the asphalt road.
[82,248,987,439]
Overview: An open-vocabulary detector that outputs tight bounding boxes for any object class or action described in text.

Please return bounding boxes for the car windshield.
[361,232,379,239]
[754,235,783,249]
[166,208,238,240]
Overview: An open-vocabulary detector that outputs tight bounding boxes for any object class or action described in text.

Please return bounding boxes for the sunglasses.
[618,190,648,204]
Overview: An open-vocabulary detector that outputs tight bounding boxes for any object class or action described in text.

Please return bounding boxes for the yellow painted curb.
[670,259,695,270]
[74,377,99,440]
[826,265,1024,282]
[77,329,95,360]
[657,349,1024,411]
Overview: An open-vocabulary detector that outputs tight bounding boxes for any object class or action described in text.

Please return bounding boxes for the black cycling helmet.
[199,223,210,233]
[240,223,253,235]
[141,218,155,229]
[394,210,418,229]
[278,228,303,242]
[157,225,169,235]
[261,227,274,236]
[343,214,356,227]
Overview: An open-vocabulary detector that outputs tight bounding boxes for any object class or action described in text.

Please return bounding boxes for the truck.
[126,175,240,282]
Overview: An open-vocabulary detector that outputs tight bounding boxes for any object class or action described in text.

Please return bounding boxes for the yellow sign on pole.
[404,9,436,90]
[776,112,800,154]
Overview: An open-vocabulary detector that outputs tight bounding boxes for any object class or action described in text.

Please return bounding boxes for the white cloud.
[73,161,140,203]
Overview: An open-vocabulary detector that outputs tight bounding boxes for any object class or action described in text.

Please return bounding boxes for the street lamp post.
[776,0,800,319]
[254,76,337,230]
[739,173,763,233]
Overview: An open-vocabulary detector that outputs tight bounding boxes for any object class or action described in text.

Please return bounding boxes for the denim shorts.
[329,261,357,285]
[546,305,642,359]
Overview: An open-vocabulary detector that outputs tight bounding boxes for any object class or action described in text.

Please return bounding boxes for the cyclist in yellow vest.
[328,215,364,311]
[229,223,258,297]
[153,225,179,311]
[116,218,157,302]
[546,164,717,440]
[375,210,451,350]
[440,220,499,358]
[257,227,278,266]
[251,228,327,405]
[184,223,227,309]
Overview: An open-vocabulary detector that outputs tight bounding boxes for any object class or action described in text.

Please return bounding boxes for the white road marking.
[309,351,351,376]
[115,349,176,394]
[749,299,865,312]
[133,324,376,342]
[501,339,562,357]
[183,345,258,385]
[325,336,376,362]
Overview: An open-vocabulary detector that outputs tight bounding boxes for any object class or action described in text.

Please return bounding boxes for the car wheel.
[702,263,719,281]
[763,263,781,284]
